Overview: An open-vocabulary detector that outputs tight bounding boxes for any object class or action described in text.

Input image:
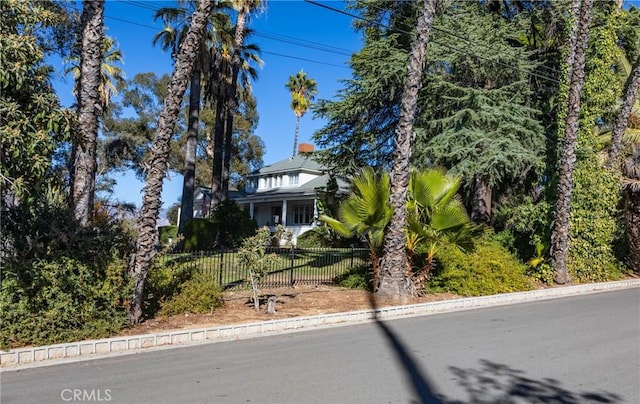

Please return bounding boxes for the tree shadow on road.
[366,294,622,404]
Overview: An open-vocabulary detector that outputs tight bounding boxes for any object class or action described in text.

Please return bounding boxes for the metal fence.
[156,246,371,290]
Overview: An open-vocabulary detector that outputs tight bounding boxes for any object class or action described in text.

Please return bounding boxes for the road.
[2,288,639,404]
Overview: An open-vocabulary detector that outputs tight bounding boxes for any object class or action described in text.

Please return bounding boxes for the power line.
[304,0,559,84]
[103,14,351,69]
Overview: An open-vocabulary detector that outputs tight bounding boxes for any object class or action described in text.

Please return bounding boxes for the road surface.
[2,288,639,403]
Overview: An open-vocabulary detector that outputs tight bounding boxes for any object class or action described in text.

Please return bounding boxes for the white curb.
[2,279,638,370]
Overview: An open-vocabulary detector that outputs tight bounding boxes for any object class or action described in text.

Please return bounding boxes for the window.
[293,205,314,224]
[289,173,299,185]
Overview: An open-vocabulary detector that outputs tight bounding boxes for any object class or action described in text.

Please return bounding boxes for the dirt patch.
[121,285,461,336]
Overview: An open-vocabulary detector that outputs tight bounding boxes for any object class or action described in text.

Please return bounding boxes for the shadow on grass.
[365,293,622,404]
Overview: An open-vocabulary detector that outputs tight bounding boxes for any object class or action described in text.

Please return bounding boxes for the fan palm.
[622,145,640,271]
[285,70,317,157]
[320,167,393,291]
[406,169,478,294]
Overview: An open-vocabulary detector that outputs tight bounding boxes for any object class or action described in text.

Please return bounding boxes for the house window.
[289,173,299,185]
[293,205,314,224]
[271,206,282,225]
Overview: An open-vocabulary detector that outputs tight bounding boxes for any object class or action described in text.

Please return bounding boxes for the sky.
[51,0,363,210]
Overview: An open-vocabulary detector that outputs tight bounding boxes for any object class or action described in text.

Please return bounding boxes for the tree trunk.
[292,115,300,157]
[210,98,225,211]
[626,191,640,272]
[71,0,104,226]
[128,0,215,324]
[378,0,437,300]
[178,69,201,237]
[471,176,492,224]
[550,0,593,285]
[607,55,640,168]
[222,10,247,199]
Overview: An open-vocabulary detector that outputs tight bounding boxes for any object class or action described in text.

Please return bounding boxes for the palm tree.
[550,0,594,284]
[378,0,437,300]
[71,0,105,227]
[406,169,477,295]
[153,2,222,238]
[64,36,125,112]
[285,70,317,157]
[222,0,264,200]
[129,0,216,324]
[622,145,640,271]
[320,167,393,291]
[608,55,640,167]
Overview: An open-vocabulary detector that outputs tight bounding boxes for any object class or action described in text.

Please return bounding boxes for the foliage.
[209,200,257,248]
[406,169,479,293]
[428,235,533,296]
[183,218,218,251]
[0,0,75,203]
[143,258,193,317]
[237,227,279,310]
[320,167,392,290]
[167,202,180,225]
[334,265,373,291]
[158,225,178,245]
[159,273,223,316]
[0,192,133,348]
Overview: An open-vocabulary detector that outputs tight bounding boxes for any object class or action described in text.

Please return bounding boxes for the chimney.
[298,143,314,154]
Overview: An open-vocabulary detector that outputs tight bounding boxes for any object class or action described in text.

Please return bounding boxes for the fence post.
[289,245,295,287]
[350,244,354,268]
[218,250,224,287]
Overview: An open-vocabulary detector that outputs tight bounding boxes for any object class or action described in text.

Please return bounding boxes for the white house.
[233,145,349,243]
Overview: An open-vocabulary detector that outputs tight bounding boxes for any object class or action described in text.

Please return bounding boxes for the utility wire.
[103,14,351,69]
[305,0,559,84]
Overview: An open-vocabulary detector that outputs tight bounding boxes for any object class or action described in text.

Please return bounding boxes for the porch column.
[313,198,318,225]
[281,199,288,226]
[249,202,254,219]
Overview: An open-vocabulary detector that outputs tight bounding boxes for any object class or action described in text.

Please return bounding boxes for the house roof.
[249,153,324,176]
[234,173,350,203]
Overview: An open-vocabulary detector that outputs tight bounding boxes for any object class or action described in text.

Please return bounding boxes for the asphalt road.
[2,288,639,404]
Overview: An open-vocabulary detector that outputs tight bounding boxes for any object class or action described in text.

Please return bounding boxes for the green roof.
[250,153,324,176]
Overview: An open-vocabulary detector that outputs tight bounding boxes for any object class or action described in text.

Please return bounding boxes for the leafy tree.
[0,0,75,206]
[379,0,437,300]
[237,227,278,311]
[550,0,594,284]
[128,0,216,324]
[320,167,393,291]
[286,70,317,157]
[70,0,105,226]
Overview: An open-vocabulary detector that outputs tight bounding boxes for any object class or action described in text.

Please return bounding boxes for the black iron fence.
[156,246,370,290]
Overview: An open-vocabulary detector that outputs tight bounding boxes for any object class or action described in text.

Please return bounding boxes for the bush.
[296,228,331,248]
[428,236,533,296]
[334,265,373,291]
[158,225,177,245]
[143,259,194,318]
[159,273,223,316]
[210,201,257,248]
[0,197,133,349]
[183,219,218,251]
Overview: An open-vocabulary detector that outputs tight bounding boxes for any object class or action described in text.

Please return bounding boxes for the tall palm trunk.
[222,10,248,199]
[607,56,640,168]
[550,0,593,285]
[210,96,225,210]
[71,0,104,226]
[178,68,201,236]
[471,175,492,224]
[292,115,300,157]
[128,0,215,324]
[378,0,437,300]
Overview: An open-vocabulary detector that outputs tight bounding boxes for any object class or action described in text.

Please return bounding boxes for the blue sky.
[52,0,362,209]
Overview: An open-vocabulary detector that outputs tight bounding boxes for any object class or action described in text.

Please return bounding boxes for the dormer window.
[289,173,299,185]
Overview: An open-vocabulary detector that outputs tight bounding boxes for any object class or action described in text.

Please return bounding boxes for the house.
[194,144,349,244]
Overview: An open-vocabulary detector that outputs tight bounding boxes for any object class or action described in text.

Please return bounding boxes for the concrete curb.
[2,279,638,370]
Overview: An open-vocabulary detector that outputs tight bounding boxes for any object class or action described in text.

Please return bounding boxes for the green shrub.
[143,260,194,318]
[428,236,533,296]
[160,273,223,316]
[183,219,218,251]
[210,201,257,248]
[334,265,373,291]
[158,225,178,245]
[297,228,330,248]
